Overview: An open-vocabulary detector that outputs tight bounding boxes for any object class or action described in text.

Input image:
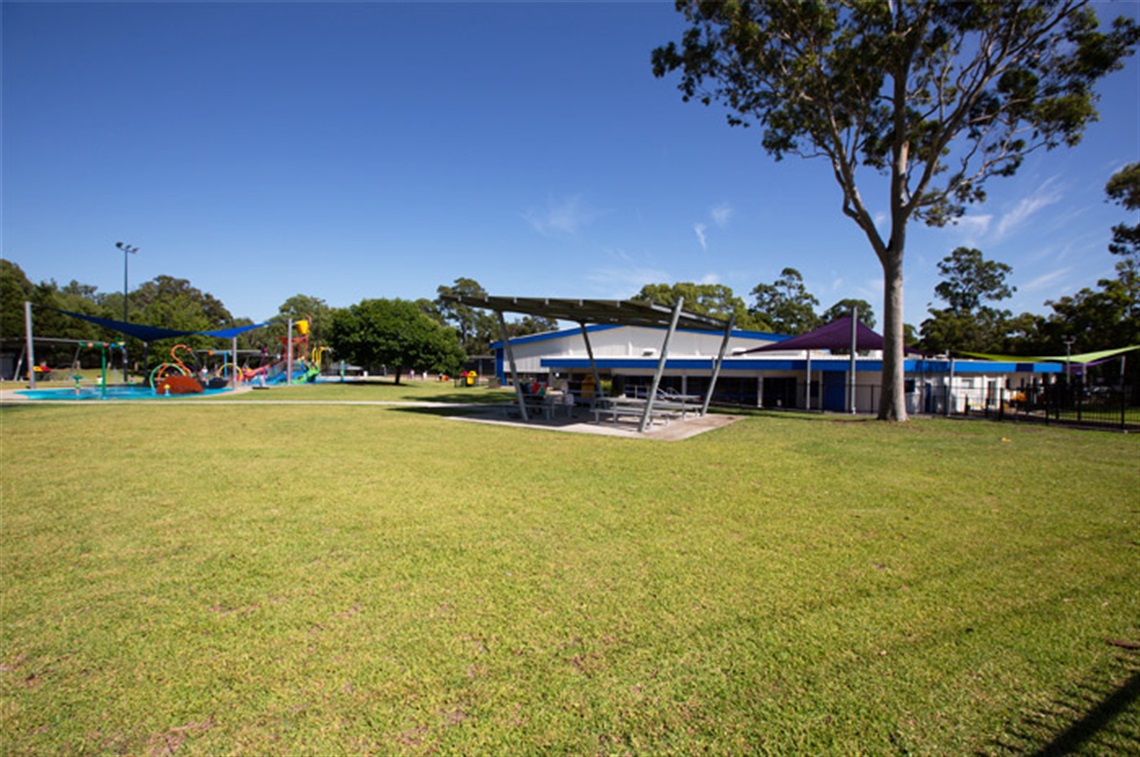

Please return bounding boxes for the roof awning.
[439,294,731,332]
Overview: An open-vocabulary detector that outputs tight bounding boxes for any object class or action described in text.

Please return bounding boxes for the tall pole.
[116,242,139,382]
[849,308,858,415]
[24,301,36,390]
[287,318,294,385]
[1062,336,1075,384]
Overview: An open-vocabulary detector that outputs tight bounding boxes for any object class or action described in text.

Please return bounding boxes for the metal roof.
[440,294,731,333]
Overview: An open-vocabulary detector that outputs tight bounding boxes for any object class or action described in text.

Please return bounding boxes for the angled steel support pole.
[25,301,36,389]
[499,310,528,421]
[579,322,603,404]
[701,312,734,417]
[639,297,683,433]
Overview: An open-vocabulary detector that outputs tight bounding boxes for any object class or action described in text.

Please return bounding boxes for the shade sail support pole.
[286,318,294,386]
[499,311,528,421]
[702,312,734,417]
[948,356,955,416]
[805,350,812,411]
[639,297,683,433]
[578,322,603,405]
[849,309,858,415]
[24,301,36,390]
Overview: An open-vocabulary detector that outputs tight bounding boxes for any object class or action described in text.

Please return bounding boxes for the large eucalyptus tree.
[654,0,1138,419]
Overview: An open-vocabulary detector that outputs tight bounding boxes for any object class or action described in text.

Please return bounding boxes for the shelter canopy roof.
[960,345,1140,365]
[737,315,882,354]
[440,294,731,333]
[733,315,928,355]
[49,308,271,342]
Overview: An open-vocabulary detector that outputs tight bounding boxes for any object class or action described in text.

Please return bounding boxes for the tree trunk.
[878,251,908,421]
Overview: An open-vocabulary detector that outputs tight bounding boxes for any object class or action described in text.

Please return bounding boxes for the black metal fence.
[576,372,1138,431]
[752,380,1137,432]
[953,382,1138,432]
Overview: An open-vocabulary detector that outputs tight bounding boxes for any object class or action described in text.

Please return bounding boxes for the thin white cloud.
[995,180,1063,240]
[1021,266,1072,293]
[699,272,720,285]
[952,213,993,242]
[693,204,732,251]
[711,203,733,227]
[523,195,597,236]
[584,266,671,299]
[694,223,708,251]
[604,247,634,264]
[861,278,882,302]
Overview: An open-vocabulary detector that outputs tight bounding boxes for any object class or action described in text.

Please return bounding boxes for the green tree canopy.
[1106,162,1140,261]
[749,268,819,335]
[502,315,558,339]
[328,298,464,384]
[634,282,769,330]
[920,248,1015,355]
[129,276,236,357]
[822,298,876,330]
[933,248,1016,315]
[434,278,497,356]
[1,260,35,342]
[654,0,1138,419]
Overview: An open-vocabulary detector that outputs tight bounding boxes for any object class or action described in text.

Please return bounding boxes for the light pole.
[1062,336,1076,399]
[116,242,139,382]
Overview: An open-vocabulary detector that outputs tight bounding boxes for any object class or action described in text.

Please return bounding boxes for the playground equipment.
[148,361,189,387]
[147,344,201,390]
[84,340,125,399]
[154,374,204,395]
[239,317,321,386]
[205,348,241,382]
[17,299,272,396]
[20,339,126,399]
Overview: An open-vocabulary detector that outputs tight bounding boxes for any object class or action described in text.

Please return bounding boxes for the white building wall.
[500,326,1052,414]
[502,326,782,376]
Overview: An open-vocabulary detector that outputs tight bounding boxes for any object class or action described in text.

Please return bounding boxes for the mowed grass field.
[2,384,1138,755]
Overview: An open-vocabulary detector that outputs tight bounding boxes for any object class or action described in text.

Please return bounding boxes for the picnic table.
[519,391,575,420]
[591,397,680,427]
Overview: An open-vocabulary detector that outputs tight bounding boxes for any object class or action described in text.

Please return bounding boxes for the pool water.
[16,385,235,401]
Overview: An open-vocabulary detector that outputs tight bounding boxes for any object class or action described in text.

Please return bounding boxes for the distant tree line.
[0,266,549,381]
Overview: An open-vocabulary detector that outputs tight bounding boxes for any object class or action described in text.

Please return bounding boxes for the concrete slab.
[452,405,743,441]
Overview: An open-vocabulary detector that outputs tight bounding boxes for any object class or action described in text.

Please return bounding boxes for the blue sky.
[4,1,1139,328]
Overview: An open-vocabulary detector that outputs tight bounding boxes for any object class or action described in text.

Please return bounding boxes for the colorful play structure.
[16,302,328,398]
[239,317,320,387]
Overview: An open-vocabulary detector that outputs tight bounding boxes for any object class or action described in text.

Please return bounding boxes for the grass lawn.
[212,378,519,405]
[2,387,1138,755]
